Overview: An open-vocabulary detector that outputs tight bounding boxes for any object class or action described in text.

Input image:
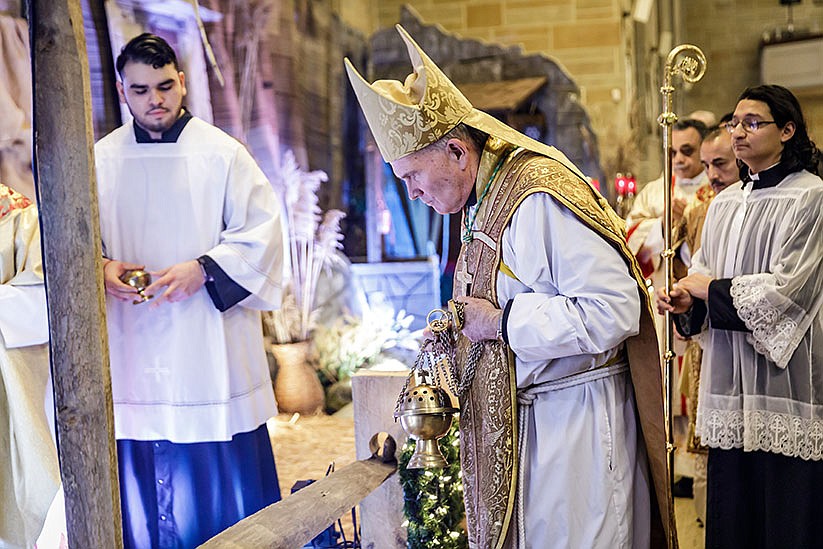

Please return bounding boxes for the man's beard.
[711,180,730,193]
[131,104,182,134]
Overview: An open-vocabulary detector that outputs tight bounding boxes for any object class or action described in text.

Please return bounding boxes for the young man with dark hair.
[658,84,823,548]
[97,33,285,548]
[115,33,181,74]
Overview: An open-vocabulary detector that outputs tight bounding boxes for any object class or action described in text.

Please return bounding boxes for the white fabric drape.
[0,204,47,348]
[693,170,823,460]
[0,203,59,549]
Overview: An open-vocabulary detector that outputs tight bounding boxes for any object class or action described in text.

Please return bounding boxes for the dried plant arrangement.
[264,150,346,343]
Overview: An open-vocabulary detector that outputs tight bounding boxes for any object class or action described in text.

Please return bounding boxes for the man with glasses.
[627,118,710,295]
[658,85,823,548]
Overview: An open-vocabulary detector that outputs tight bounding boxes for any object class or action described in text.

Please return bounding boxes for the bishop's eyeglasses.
[723,118,777,134]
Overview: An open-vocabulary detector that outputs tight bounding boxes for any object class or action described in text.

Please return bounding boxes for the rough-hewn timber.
[30,0,122,546]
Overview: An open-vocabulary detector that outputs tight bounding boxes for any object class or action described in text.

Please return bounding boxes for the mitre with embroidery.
[344,24,584,180]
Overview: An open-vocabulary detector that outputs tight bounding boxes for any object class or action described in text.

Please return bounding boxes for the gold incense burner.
[395,360,459,469]
[120,269,153,304]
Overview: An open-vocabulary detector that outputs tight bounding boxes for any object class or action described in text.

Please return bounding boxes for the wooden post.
[29,0,122,546]
[352,368,409,548]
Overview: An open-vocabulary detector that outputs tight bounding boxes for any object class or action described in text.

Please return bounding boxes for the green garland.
[398,418,468,548]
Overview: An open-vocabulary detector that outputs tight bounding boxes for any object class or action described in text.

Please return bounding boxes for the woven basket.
[270,340,325,415]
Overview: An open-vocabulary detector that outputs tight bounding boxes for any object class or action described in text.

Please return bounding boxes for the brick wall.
[344,0,633,185]
[330,0,376,36]
[682,0,823,144]
[366,9,606,184]
[336,0,823,185]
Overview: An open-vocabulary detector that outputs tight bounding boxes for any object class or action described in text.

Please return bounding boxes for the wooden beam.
[29,0,122,546]
[200,458,397,548]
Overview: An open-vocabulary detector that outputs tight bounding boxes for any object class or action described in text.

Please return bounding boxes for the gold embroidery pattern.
[453,151,538,548]
[0,183,32,220]
[455,239,516,549]
[345,27,473,162]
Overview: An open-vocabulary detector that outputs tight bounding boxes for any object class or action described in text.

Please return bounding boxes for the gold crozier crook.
[657,44,707,549]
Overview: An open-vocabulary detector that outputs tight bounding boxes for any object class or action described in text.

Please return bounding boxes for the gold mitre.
[344,25,472,162]
[344,25,585,180]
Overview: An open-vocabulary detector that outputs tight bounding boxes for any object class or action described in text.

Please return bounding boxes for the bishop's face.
[117,61,187,139]
[390,139,478,215]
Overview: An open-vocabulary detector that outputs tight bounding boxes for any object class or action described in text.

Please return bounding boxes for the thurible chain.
[394,309,483,415]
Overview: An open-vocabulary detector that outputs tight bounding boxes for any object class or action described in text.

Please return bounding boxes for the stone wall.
[335,0,823,186]
[682,0,823,144]
[372,0,625,111]
[368,0,632,187]
[367,7,605,185]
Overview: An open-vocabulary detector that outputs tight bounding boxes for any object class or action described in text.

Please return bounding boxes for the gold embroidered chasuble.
[454,138,674,548]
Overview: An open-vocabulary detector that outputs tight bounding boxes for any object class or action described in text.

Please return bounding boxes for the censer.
[395,367,458,468]
[394,305,480,469]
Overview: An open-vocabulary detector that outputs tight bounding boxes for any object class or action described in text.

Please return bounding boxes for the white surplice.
[94,118,284,443]
[0,204,48,347]
[692,170,823,459]
[495,193,651,548]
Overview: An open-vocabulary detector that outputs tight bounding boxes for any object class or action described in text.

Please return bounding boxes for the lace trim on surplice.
[697,408,823,460]
[731,274,800,368]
